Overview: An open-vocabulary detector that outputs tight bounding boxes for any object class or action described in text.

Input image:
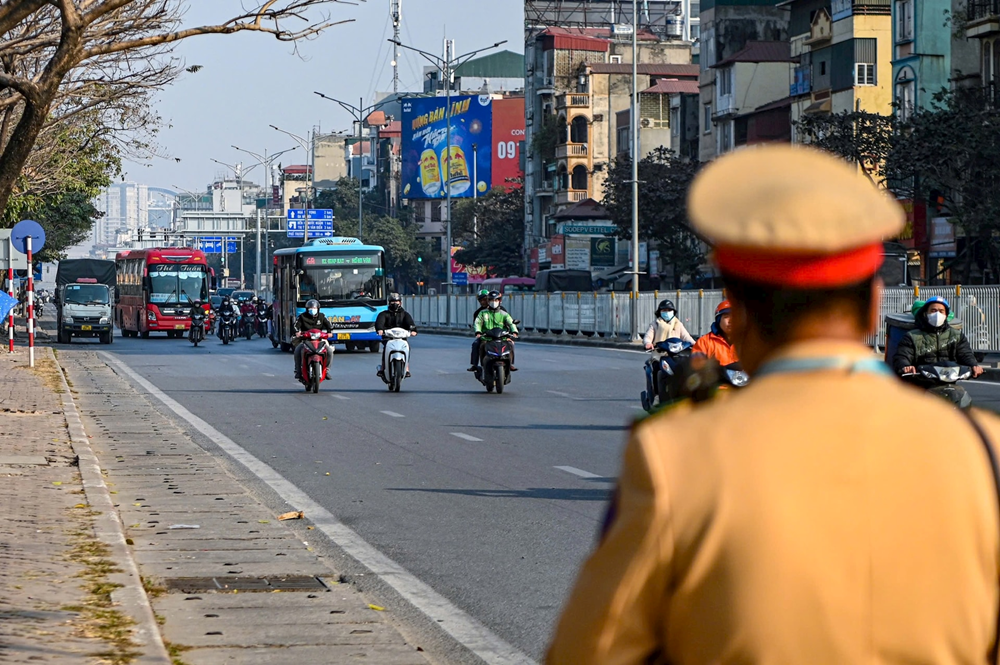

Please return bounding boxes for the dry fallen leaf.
[369,604,385,611]
[278,511,304,521]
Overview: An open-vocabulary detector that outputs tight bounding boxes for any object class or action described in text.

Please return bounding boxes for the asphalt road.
[55,324,1000,663]
[65,328,646,661]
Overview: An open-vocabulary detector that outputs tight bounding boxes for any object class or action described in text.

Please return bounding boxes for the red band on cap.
[714,242,884,288]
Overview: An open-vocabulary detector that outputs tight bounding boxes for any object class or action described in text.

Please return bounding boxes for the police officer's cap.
[689,145,904,288]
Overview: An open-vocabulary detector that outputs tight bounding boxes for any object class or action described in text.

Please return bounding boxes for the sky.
[123,1,524,194]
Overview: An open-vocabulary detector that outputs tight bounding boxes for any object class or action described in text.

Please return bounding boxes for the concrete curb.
[416,325,644,350]
[50,347,171,664]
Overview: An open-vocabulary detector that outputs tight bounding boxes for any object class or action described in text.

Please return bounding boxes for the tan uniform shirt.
[548,339,1000,664]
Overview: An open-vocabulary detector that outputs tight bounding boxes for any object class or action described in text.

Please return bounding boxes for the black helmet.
[487,290,502,309]
[305,299,320,313]
[388,293,402,311]
[656,299,675,313]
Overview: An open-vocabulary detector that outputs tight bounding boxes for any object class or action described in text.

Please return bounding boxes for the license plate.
[175,324,185,329]
[81,325,92,331]
[337,333,351,341]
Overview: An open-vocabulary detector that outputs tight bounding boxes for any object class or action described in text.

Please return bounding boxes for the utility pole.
[630,0,641,340]
[391,0,402,94]
[270,126,316,245]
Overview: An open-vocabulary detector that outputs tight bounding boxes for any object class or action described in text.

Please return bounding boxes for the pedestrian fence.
[403,285,1000,352]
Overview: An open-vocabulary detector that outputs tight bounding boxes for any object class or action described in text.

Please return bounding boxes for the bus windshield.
[148,264,208,305]
[65,284,109,305]
[297,253,386,306]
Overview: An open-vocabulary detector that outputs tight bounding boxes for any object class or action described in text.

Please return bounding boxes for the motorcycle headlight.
[64,316,74,324]
[726,369,749,387]
[937,366,961,382]
[668,342,683,354]
[99,317,109,325]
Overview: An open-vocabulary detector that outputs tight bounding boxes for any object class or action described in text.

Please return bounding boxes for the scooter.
[297,329,332,393]
[641,337,694,412]
[218,310,236,345]
[379,328,413,392]
[242,313,254,340]
[477,328,515,394]
[902,361,974,409]
[189,312,206,347]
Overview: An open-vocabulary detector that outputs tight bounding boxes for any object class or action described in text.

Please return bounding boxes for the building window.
[670,107,680,137]
[690,23,701,42]
[717,121,733,154]
[896,67,915,120]
[703,104,712,134]
[855,62,876,86]
[820,61,827,76]
[896,0,914,42]
[570,115,589,143]
[984,41,993,85]
[717,67,733,96]
[571,165,588,191]
[617,126,629,154]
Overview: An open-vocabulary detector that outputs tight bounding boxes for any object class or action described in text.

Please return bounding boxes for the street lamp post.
[630,0,641,340]
[210,158,260,287]
[313,93,399,240]
[389,37,506,322]
[231,145,297,293]
[270,125,316,244]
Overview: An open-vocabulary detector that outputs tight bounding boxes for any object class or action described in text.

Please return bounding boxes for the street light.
[231,145,297,293]
[270,125,316,244]
[389,37,506,311]
[209,158,260,288]
[313,93,398,239]
[630,0,641,340]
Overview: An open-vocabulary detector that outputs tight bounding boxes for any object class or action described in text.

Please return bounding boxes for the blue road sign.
[287,209,334,221]
[11,220,46,255]
[199,236,222,253]
[286,209,334,238]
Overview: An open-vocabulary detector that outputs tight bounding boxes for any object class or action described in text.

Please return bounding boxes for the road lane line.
[547,390,571,398]
[380,410,405,418]
[450,432,483,442]
[263,373,275,377]
[99,352,533,665]
[331,394,350,400]
[554,465,602,479]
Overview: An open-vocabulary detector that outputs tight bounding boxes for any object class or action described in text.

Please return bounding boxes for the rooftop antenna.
[391,0,402,94]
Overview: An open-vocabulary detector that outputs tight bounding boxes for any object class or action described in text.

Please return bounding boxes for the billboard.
[491,97,525,190]
[401,95,493,200]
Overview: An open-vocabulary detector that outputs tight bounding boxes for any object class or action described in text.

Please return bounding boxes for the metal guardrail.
[403,285,1000,351]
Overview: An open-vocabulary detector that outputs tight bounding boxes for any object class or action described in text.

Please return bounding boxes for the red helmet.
[716,300,731,317]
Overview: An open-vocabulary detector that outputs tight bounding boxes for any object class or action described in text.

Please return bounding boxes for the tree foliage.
[0,1,354,221]
[602,148,703,288]
[451,184,525,278]
[795,110,895,184]
[885,87,1000,281]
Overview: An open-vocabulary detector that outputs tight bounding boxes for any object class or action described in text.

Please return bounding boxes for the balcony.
[555,143,589,159]
[556,189,589,205]
[534,180,555,197]
[967,0,1000,37]
[557,93,590,110]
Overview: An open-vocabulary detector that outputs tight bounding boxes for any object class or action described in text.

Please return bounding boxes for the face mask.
[489,300,500,309]
[660,311,674,322]
[389,303,400,311]
[308,308,318,316]
[927,311,947,327]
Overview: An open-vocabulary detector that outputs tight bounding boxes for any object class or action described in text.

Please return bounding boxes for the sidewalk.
[2,339,431,664]
[0,347,144,664]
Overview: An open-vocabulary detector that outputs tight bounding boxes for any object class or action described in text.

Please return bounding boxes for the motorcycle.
[189,312,206,347]
[218,309,237,345]
[641,337,694,412]
[255,305,268,338]
[477,327,515,394]
[297,329,332,393]
[902,361,974,409]
[380,328,413,392]
[242,312,254,340]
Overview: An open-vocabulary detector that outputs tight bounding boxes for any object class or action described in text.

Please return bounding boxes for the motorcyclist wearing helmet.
[186,298,208,341]
[642,299,694,349]
[375,293,417,378]
[293,299,335,382]
[691,300,739,366]
[218,296,241,339]
[469,288,508,372]
[893,296,983,378]
[474,290,519,371]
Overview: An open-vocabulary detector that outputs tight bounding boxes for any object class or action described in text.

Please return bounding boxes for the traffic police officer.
[546,145,1000,664]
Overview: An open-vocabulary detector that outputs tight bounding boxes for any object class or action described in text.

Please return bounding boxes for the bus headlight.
[147,310,157,321]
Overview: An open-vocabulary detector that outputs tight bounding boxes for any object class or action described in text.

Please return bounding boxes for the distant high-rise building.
[92,182,149,246]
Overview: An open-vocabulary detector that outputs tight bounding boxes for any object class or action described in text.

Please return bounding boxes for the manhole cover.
[162,576,328,592]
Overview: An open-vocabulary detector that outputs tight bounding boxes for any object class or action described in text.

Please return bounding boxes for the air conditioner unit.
[640,118,652,128]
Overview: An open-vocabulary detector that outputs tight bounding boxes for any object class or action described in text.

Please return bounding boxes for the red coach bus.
[116,248,210,338]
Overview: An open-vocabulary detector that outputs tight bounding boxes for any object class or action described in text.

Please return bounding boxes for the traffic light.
[928,189,945,214]
[137,228,144,242]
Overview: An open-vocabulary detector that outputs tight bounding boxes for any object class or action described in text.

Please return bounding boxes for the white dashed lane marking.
[380,410,405,418]
[554,466,602,479]
[450,432,483,442]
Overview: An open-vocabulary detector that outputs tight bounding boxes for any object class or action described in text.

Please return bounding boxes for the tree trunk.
[0,99,50,219]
